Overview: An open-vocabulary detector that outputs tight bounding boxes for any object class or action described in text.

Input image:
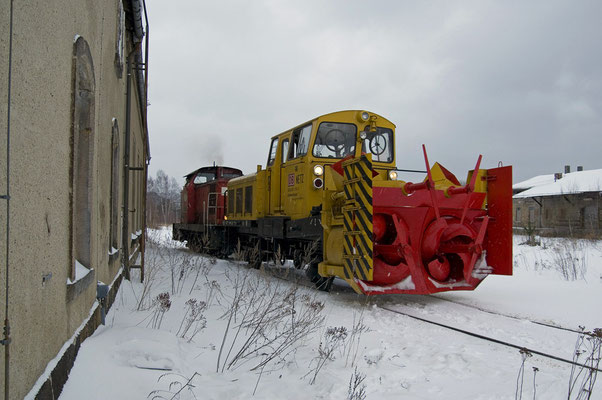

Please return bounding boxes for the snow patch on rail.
[357,275,415,293]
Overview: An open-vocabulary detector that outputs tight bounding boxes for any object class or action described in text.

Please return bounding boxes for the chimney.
[564,165,570,174]
[577,166,583,171]
[554,172,563,181]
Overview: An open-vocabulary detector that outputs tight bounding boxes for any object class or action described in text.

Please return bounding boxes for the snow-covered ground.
[58,229,602,400]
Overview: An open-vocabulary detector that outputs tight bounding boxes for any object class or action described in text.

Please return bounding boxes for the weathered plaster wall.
[0,1,148,398]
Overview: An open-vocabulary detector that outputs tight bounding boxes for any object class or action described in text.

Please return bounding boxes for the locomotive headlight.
[313,177,324,189]
[313,164,324,176]
[356,111,370,122]
[388,170,398,180]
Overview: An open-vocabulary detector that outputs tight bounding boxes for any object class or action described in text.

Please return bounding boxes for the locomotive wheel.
[293,249,303,269]
[273,244,286,267]
[188,237,202,253]
[246,241,263,269]
[305,263,334,292]
[249,257,262,270]
[247,249,262,269]
[315,276,334,292]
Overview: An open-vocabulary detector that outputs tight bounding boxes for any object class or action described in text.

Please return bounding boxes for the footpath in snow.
[58,229,602,400]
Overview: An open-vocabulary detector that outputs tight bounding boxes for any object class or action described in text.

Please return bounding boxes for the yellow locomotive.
[224,110,512,295]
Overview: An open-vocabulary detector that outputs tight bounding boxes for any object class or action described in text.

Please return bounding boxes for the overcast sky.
[146,0,601,184]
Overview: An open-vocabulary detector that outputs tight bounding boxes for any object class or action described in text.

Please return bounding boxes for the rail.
[378,305,602,373]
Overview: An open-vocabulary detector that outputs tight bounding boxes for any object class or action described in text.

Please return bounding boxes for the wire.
[3,2,14,399]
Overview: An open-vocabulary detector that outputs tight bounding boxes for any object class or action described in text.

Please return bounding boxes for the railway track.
[259,263,601,373]
[226,260,601,374]
[430,294,584,335]
[377,304,602,373]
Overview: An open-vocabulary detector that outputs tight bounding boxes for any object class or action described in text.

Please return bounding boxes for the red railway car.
[173,165,242,253]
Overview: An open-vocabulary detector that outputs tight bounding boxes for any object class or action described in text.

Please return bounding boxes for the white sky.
[146,0,602,184]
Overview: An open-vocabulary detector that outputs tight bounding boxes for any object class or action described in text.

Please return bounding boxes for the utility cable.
[3,1,15,399]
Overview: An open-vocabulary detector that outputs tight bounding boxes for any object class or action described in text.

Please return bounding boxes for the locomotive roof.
[271,110,395,139]
[183,165,242,179]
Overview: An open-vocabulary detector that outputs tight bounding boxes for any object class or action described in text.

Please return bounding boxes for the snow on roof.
[513,169,602,198]
[512,174,556,190]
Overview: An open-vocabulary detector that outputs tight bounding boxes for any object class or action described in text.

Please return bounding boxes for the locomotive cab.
[173,165,242,253]
[262,111,398,220]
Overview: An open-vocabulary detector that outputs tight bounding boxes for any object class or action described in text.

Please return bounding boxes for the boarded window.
[110,119,120,249]
[114,0,125,77]
[528,207,535,223]
[71,36,95,277]
[515,207,521,222]
[236,188,243,214]
[244,186,253,214]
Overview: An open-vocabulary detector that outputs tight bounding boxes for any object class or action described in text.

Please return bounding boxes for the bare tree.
[147,170,181,226]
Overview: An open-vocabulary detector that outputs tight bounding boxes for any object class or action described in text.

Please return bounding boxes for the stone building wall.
[513,192,601,236]
[0,1,149,398]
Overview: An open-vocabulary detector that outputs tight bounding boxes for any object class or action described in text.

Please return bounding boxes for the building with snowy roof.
[0,1,150,398]
[513,166,602,236]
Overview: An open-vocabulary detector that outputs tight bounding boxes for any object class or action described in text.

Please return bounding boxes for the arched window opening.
[71,36,95,277]
[110,119,120,251]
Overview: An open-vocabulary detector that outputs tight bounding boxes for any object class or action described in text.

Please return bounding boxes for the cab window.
[312,122,357,159]
[221,168,243,179]
[361,127,394,163]
[290,124,312,159]
[267,137,279,166]
[193,171,216,184]
[281,138,290,164]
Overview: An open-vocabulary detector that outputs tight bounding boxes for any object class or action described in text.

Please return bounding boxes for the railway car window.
[244,186,253,214]
[281,139,289,163]
[193,171,216,184]
[236,188,243,215]
[267,138,279,166]
[313,122,357,159]
[361,127,394,163]
[222,171,242,179]
[290,125,312,159]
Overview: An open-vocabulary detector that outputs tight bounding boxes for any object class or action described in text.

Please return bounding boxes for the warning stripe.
[355,188,373,214]
[341,154,374,282]
[357,161,372,184]
[344,185,352,201]
[343,235,354,257]
[343,212,353,232]
[356,208,372,230]
[356,231,373,259]
[343,259,352,279]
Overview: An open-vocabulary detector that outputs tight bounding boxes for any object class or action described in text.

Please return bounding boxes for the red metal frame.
[354,148,512,295]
